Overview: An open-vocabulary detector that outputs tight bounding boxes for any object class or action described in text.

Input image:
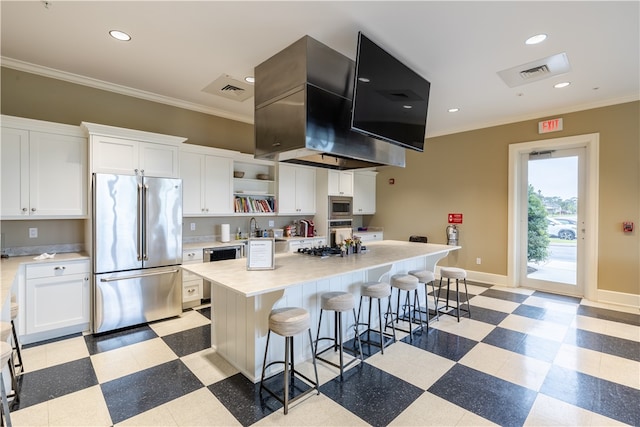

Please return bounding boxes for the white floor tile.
[467,295,520,313]
[149,310,211,337]
[499,314,569,342]
[572,315,640,342]
[430,316,495,342]
[180,348,238,386]
[524,393,626,426]
[522,295,579,313]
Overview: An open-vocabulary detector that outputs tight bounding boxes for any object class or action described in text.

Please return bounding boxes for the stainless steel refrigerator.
[93,173,183,333]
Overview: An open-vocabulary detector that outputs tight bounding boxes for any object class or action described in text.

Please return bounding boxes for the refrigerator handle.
[143,183,149,261]
[99,269,180,282]
[137,182,144,261]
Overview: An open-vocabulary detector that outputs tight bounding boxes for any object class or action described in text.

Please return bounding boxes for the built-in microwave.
[329,196,353,219]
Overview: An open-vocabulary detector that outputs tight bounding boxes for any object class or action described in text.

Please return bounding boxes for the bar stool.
[0,324,17,398]
[387,274,426,338]
[1,342,12,427]
[260,307,319,415]
[438,267,471,322]
[356,275,396,355]
[315,291,363,378]
[9,302,23,376]
[408,269,440,323]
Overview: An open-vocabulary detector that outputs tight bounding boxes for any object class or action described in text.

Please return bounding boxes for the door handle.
[100,269,180,282]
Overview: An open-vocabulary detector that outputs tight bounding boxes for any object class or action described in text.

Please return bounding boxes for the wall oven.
[329,196,353,219]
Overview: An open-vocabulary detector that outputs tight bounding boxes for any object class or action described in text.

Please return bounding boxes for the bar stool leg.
[10,321,22,375]
[307,329,319,394]
[455,279,461,322]
[463,278,471,318]
[1,372,12,427]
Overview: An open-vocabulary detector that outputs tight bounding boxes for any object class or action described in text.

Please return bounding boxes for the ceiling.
[1,1,638,138]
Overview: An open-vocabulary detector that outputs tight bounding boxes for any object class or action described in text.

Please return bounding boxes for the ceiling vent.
[497,53,571,88]
[202,74,254,102]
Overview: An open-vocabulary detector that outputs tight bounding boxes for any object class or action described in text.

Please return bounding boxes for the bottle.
[236,227,241,240]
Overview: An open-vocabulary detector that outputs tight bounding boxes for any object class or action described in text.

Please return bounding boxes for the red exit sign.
[448,213,463,224]
[538,118,563,134]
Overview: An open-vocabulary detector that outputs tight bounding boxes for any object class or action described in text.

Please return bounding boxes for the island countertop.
[182,240,459,297]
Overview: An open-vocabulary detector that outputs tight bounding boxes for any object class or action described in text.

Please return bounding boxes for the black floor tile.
[540,365,640,425]
[564,328,640,362]
[320,363,424,427]
[532,290,582,305]
[208,373,278,426]
[513,304,576,324]
[466,305,510,325]
[162,324,211,357]
[10,357,98,410]
[482,327,561,363]
[479,288,530,303]
[197,306,212,320]
[403,328,477,362]
[428,364,538,427]
[101,359,203,424]
[84,324,158,355]
[577,305,640,326]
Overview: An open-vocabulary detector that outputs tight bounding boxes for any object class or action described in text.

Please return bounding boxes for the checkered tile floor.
[7,283,640,426]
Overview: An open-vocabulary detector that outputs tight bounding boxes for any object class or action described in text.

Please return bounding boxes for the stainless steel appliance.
[93,173,183,333]
[202,245,244,299]
[329,196,353,219]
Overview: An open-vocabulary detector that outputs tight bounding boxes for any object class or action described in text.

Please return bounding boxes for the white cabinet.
[182,249,204,308]
[181,147,234,216]
[353,171,377,214]
[278,163,316,215]
[355,231,384,242]
[25,260,90,338]
[328,170,354,196]
[233,156,276,215]
[1,116,87,219]
[287,237,326,252]
[82,122,186,178]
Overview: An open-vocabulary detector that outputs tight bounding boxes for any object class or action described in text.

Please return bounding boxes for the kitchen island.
[182,240,459,381]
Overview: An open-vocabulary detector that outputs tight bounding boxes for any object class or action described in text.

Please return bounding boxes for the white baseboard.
[436,267,508,287]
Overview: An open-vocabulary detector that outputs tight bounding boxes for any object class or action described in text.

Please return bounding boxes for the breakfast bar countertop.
[182,240,459,297]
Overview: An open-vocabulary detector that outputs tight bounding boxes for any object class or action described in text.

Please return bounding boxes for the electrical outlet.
[29,227,38,238]
[190,223,196,231]
[268,220,274,227]
[476,257,482,265]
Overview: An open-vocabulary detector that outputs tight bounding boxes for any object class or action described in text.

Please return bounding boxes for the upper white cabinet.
[353,170,377,214]
[278,163,316,215]
[328,170,354,196]
[180,146,235,216]
[233,154,276,215]
[82,122,186,178]
[1,116,87,219]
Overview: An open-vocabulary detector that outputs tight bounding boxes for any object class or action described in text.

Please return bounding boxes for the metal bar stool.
[437,267,471,322]
[386,274,426,340]
[9,302,23,376]
[260,307,319,415]
[0,324,17,400]
[1,341,13,427]
[315,291,363,378]
[408,269,441,323]
[356,272,396,355]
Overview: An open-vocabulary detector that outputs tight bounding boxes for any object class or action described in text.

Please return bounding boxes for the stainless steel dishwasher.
[201,245,244,299]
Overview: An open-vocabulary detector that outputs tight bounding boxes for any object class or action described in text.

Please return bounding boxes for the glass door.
[520,147,585,296]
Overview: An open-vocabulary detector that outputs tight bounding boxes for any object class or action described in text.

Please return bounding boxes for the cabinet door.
[328,170,353,196]
[1,127,29,217]
[294,165,316,214]
[277,164,297,214]
[26,272,90,334]
[140,142,179,178]
[353,172,376,214]
[29,131,87,217]
[91,135,139,175]
[180,151,206,215]
[204,155,233,214]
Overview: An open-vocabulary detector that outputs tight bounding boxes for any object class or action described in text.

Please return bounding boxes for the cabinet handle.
[22,208,28,212]
[187,289,195,293]
[31,208,36,212]
[54,266,66,270]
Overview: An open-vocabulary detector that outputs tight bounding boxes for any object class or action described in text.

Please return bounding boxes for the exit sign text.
[538,118,563,134]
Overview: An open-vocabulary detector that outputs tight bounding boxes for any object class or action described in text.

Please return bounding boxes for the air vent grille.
[520,65,550,80]
[497,53,571,88]
[202,74,254,102]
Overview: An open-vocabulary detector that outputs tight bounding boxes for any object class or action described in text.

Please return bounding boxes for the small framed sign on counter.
[246,238,275,270]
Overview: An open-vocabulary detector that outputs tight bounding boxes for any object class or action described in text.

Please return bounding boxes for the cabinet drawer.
[183,281,203,302]
[182,250,203,262]
[182,268,202,281]
[26,260,89,279]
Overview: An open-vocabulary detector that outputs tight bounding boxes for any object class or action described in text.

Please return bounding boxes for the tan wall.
[374,102,639,295]
[1,68,638,296]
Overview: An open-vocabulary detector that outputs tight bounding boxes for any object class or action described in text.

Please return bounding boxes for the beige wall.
[374,102,639,295]
[1,68,638,296]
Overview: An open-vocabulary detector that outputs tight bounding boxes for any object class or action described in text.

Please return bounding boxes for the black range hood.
[254,36,405,170]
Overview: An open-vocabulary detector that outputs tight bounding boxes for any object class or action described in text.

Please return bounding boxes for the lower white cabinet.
[25,260,90,338]
[182,249,204,307]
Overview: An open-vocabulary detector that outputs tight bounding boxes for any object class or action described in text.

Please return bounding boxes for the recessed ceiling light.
[244,76,255,84]
[554,82,571,88]
[525,34,547,45]
[448,108,460,113]
[109,30,131,41]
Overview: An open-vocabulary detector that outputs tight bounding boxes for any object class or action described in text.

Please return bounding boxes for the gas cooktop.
[296,246,343,257]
